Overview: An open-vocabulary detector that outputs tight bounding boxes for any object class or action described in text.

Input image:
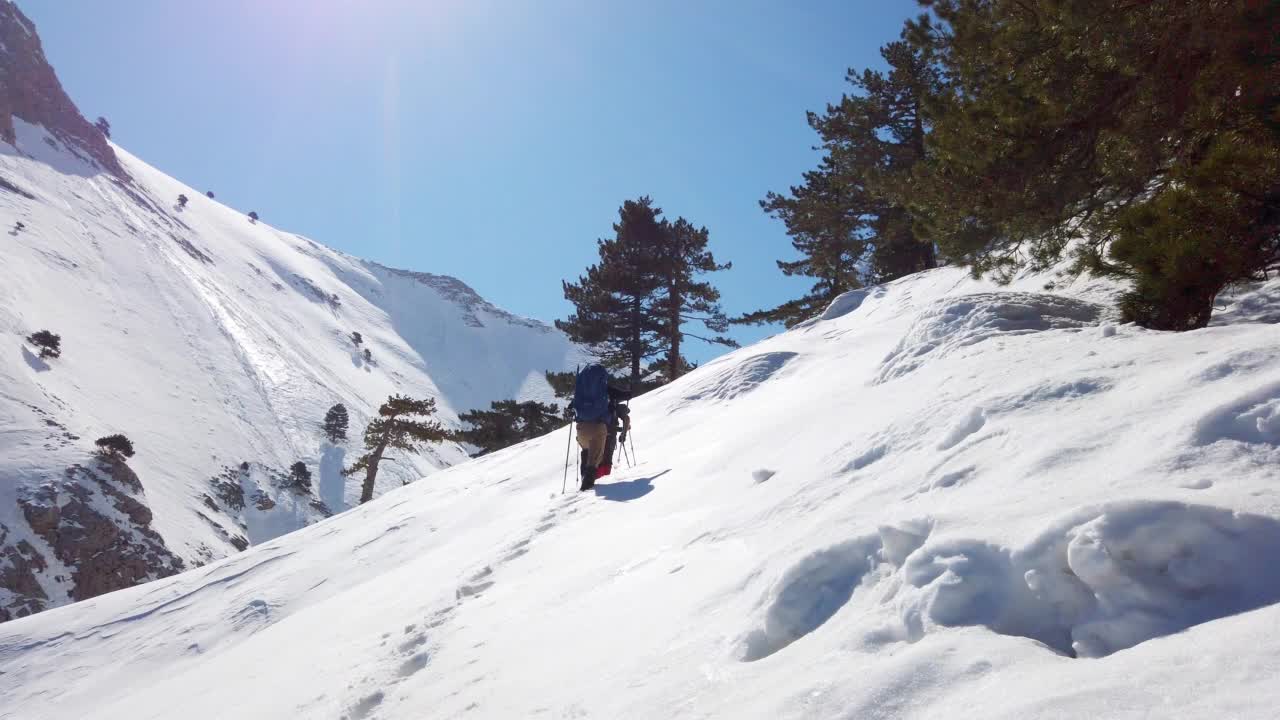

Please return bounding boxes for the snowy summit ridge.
[0,5,583,623]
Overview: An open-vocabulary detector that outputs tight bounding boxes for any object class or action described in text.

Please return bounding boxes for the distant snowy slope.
[0,116,584,620]
[2,262,1277,720]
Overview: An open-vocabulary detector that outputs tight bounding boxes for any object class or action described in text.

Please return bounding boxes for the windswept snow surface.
[3,264,1280,719]
[0,119,585,598]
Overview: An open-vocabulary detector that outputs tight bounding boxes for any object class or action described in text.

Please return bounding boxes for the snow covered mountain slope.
[0,4,584,622]
[2,263,1277,719]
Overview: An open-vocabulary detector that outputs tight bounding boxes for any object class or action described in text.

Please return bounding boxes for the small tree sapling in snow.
[95,434,135,459]
[26,330,61,359]
[345,395,448,504]
[288,461,312,491]
[323,403,349,443]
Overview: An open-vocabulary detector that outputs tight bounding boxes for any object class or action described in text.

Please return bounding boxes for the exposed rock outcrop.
[15,457,183,607]
[0,2,127,179]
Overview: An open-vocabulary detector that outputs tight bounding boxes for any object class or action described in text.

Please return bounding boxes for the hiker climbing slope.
[571,364,612,491]
[598,381,631,478]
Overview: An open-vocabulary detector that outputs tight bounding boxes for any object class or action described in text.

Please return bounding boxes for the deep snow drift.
[2,261,1278,719]
[0,115,585,619]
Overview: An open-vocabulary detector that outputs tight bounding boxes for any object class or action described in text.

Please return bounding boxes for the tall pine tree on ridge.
[558,197,735,388]
[738,39,940,328]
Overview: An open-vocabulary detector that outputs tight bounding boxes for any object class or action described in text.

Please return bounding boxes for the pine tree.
[902,0,1280,329]
[288,461,312,491]
[95,434,135,459]
[26,330,61,359]
[738,39,940,328]
[544,370,575,401]
[454,400,562,457]
[177,194,188,208]
[557,197,668,390]
[655,217,736,380]
[345,395,448,504]
[95,116,110,138]
[323,403,349,443]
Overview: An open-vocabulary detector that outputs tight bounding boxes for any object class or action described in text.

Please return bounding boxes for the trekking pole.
[561,364,580,494]
[620,438,632,469]
[628,430,637,465]
[561,421,573,494]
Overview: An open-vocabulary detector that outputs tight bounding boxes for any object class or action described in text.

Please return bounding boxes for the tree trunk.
[668,281,682,382]
[630,294,642,391]
[359,437,389,504]
[912,100,938,271]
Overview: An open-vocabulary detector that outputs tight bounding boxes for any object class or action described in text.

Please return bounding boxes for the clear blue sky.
[25,1,919,363]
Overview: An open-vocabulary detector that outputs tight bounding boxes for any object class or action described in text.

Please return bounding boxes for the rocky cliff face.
[0,1,126,179]
[2,457,184,622]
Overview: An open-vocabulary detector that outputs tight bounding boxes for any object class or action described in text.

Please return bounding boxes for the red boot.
[597,464,612,477]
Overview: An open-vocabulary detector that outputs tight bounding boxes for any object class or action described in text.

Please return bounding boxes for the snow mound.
[744,502,1280,663]
[1211,278,1280,325]
[818,287,883,322]
[877,292,1105,383]
[741,519,932,661]
[1193,381,1280,448]
[677,351,798,407]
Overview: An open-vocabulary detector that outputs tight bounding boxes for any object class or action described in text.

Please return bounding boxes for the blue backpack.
[572,364,611,423]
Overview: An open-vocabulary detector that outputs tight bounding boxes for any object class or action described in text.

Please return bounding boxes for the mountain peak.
[0,2,126,179]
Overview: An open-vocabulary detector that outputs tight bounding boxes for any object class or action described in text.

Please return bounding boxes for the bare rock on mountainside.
[0,2,127,180]
[4,457,184,618]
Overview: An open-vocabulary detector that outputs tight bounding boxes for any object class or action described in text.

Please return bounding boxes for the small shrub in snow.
[95,434,135,459]
[26,330,61,359]
[288,461,312,491]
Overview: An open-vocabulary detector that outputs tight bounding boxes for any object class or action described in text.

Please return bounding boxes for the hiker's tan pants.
[576,422,607,467]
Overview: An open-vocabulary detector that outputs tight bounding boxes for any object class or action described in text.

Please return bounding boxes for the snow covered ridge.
[2,263,1277,719]
[0,117,583,622]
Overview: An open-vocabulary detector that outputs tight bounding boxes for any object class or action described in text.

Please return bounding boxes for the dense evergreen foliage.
[558,197,734,387]
[454,400,562,457]
[94,434,135,459]
[287,461,312,491]
[901,0,1280,329]
[740,40,940,328]
[25,330,61,359]
[323,403,349,443]
[749,0,1279,331]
